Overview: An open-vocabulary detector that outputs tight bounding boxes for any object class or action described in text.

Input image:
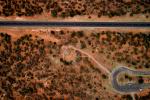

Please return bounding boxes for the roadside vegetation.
[0,0,149,18]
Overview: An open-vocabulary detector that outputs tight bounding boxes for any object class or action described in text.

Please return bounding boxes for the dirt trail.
[62,45,111,74]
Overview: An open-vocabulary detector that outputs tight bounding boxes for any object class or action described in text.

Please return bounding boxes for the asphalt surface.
[0,21,150,27]
[111,67,150,93]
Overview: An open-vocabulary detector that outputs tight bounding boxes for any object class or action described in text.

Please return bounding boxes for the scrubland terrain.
[0,28,150,100]
[0,0,149,21]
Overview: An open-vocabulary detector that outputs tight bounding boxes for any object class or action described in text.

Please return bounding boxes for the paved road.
[0,21,150,27]
[111,67,150,93]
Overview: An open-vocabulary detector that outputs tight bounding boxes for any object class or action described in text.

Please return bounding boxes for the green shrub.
[51,10,57,17]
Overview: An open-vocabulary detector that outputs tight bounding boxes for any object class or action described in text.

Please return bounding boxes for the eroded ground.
[0,28,150,100]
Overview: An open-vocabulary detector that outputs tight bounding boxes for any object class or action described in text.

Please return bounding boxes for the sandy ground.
[0,12,149,22]
[0,27,149,33]
[0,28,60,43]
[0,27,150,99]
[0,27,149,72]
